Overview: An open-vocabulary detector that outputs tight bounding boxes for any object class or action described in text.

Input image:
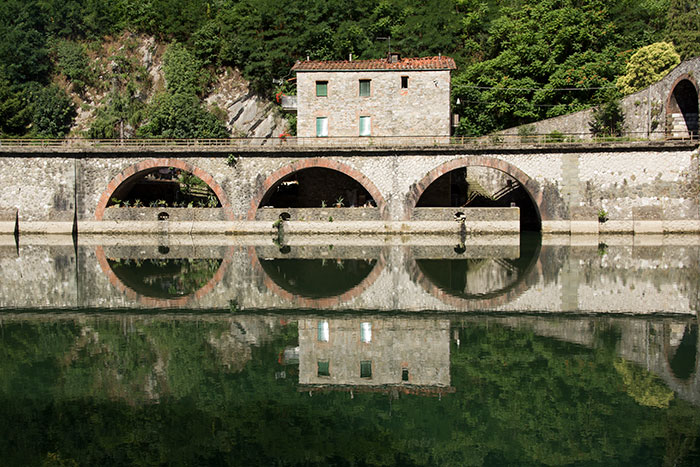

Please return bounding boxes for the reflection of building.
[298,317,452,394]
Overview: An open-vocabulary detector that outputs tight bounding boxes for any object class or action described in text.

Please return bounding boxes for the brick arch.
[95,159,233,221]
[666,74,700,136]
[404,155,546,222]
[247,158,388,220]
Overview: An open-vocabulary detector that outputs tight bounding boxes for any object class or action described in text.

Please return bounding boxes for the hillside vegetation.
[1,0,699,138]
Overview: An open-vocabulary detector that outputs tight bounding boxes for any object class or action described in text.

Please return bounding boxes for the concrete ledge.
[663,220,700,233]
[634,220,664,234]
[19,222,73,234]
[0,221,16,234]
[541,221,571,233]
[599,220,634,234]
[570,220,599,234]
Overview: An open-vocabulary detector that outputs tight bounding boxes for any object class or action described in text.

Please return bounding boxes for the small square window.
[359,79,371,97]
[402,368,409,381]
[401,76,409,88]
[360,360,372,378]
[316,81,328,97]
[318,360,330,377]
[359,116,371,137]
[317,321,329,342]
[316,117,328,137]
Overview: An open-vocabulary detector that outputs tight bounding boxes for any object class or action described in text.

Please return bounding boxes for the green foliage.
[54,40,91,91]
[1,318,699,466]
[589,95,625,137]
[666,0,700,60]
[617,42,681,95]
[32,85,76,137]
[0,71,32,136]
[162,42,207,95]
[138,92,229,138]
[614,359,675,408]
[0,0,684,137]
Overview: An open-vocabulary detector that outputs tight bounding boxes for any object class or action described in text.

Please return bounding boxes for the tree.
[32,85,76,137]
[137,92,229,138]
[666,0,700,60]
[616,42,681,95]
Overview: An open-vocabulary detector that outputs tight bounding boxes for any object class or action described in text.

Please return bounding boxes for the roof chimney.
[388,52,400,63]
[349,53,353,61]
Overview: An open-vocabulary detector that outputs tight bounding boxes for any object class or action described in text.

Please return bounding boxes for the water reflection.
[107,258,223,299]
[259,259,377,299]
[0,314,699,466]
[668,323,699,381]
[298,317,453,395]
[0,234,699,315]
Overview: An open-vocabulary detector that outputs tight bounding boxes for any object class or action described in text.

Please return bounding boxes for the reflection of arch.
[406,234,541,309]
[248,246,386,308]
[404,156,545,225]
[664,321,699,382]
[95,159,232,220]
[95,245,234,308]
[666,75,699,138]
[247,159,388,220]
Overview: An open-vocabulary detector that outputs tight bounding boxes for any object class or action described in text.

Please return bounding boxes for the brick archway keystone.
[95,159,233,221]
[247,158,388,220]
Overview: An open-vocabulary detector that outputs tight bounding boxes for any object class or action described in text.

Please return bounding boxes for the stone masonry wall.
[0,142,698,234]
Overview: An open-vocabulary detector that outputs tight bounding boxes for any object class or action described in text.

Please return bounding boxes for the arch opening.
[108,167,222,208]
[667,79,699,138]
[415,166,542,231]
[259,168,376,209]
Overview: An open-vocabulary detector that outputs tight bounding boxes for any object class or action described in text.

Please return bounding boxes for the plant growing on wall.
[589,97,624,138]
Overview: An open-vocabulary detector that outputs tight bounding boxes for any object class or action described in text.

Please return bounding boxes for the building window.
[402,368,409,381]
[318,360,330,377]
[401,76,409,88]
[361,322,372,342]
[316,117,328,137]
[360,361,372,378]
[316,81,328,97]
[359,116,371,137]
[359,79,371,97]
[317,320,329,342]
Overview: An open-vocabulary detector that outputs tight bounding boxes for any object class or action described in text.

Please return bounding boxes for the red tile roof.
[292,56,456,71]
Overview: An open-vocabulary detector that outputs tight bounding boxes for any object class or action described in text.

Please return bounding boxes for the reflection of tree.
[0,319,699,466]
[108,258,222,298]
[614,359,675,408]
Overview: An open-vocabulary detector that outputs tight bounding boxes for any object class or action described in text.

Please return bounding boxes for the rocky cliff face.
[68,33,289,138]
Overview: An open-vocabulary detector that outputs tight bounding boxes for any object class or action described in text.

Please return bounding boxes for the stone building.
[291,54,456,138]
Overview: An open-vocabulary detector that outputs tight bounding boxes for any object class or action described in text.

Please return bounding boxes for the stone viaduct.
[0,138,698,234]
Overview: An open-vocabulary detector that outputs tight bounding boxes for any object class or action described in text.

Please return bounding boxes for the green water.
[0,235,699,466]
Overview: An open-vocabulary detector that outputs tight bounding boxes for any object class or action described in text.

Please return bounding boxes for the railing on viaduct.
[0,131,696,152]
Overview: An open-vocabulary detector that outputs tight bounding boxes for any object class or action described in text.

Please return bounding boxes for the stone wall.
[0,141,698,234]
[296,69,451,137]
